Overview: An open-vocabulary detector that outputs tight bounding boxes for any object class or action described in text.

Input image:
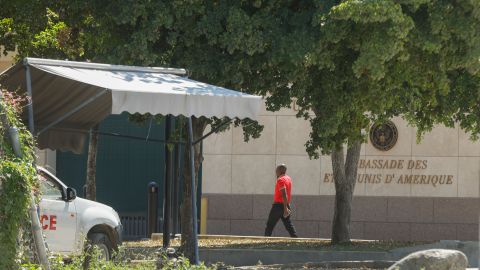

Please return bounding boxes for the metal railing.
[120,214,163,240]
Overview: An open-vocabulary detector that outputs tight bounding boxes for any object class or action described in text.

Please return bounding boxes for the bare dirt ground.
[123,238,427,269]
[125,238,427,252]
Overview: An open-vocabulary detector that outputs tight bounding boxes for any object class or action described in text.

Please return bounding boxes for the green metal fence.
[56,113,166,213]
[56,113,203,238]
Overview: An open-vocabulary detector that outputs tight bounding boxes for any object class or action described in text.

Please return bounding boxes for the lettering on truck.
[40,214,57,230]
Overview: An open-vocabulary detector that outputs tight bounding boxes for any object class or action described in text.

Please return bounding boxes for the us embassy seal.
[369,121,398,151]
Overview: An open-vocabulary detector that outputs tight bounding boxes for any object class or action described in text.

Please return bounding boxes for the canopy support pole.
[36,89,108,136]
[25,65,35,133]
[187,116,199,264]
[24,64,51,270]
[163,115,173,247]
[172,118,182,237]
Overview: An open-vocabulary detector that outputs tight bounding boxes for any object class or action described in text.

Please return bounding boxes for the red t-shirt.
[273,175,292,204]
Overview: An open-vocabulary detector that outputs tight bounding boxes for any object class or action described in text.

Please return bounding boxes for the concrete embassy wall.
[0,50,14,71]
[202,101,480,240]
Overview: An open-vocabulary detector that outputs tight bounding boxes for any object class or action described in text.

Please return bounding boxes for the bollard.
[147,181,159,238]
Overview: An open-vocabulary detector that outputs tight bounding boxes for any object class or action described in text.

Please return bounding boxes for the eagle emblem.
[369,121,398,151]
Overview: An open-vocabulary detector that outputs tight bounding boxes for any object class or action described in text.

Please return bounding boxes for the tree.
[0,1,265,261]
[2,0,479,254]
[85,124,99,200]
[0,89,39,269]
[179,116,206,258]
[264,0,480,243]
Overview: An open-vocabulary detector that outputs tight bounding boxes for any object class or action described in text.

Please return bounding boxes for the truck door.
[38,173,77,253]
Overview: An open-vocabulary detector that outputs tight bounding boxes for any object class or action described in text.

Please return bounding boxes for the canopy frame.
[11,58,262,267]
[24,57,187,75]
[0,57,261,153]
[24,61,195,267]
[37,89,109,136]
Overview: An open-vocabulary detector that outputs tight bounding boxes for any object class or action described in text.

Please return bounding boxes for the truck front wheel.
[87,232,114,261]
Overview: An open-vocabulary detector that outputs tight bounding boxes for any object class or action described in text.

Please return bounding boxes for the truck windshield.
[39,173,63,200]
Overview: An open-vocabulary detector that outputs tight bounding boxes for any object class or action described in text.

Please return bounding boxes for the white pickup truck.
[38,167,122,259]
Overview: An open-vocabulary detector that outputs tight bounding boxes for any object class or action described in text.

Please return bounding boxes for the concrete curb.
[146,235,479,267]
[200,249,392,267]
[200,241,479,268]
[151,233,375,242]
[233,260,395,269]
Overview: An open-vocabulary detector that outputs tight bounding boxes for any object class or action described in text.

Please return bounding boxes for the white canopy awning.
[0,58,262,153]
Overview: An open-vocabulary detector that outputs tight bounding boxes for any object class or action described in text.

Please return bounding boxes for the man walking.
[264,164,297,237]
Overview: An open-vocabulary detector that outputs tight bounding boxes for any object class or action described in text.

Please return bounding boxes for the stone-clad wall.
[0,49,15,72]
[202,101,480,240]
[204,194,480,241]
[203,102,480,198]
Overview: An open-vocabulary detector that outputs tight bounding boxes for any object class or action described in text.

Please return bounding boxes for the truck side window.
[39,174,62,199]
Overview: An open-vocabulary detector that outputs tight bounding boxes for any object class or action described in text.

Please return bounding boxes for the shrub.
[21,246,218,270]
[0,88,38,269]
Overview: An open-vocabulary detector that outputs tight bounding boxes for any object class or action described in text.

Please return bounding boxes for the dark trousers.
[264,203,297,237]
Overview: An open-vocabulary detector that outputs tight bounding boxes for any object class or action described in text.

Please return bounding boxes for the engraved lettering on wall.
[323,159,454,187]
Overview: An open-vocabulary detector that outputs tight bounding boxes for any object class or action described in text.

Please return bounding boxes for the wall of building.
[202,102,480,240]
[0,49,15,71]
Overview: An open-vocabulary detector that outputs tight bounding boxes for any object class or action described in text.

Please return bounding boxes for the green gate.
[56,113,203,238]
[56,113,166,214]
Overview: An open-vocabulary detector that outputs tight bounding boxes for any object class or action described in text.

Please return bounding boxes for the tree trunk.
[85,124,99,201]
[180,117,207,261]
[331,141,361,244]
